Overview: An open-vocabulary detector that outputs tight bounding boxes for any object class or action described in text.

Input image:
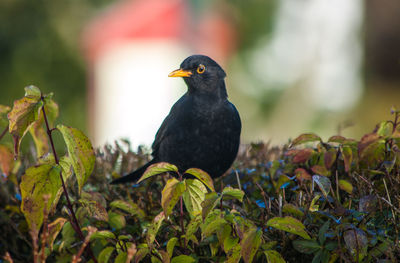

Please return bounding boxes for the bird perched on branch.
[111,55,241,184]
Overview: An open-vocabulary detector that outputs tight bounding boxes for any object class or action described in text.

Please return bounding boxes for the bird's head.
[169,55,227,98]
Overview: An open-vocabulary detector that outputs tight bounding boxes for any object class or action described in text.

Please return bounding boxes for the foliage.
[1,88,400,262]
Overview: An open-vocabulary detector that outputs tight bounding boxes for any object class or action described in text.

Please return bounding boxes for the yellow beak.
[168,68,192,77]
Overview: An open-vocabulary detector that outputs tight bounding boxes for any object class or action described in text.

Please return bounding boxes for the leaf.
[161,178,186,217]
[292,240,321,254]
[311,165,330,177]
[338,180,353,194]
[133,248,149,263]
[221,186,244,202]
[183,179,207,218]
[90,230,116,241]
[264,250,286,263]
[328,135,347,144]
[171,255,196,263]
[110,200,145,219]
[114,252,127,263]
[376,121,393,137]
[282,204,304,218]
[108,212,126,230]
[47,217,67,251]
[344,229,368,261]
[20,164,62,229]
[324,148,337,169]
[0,144,14,176]
[24,85,42,98]
[358,195,377,213]
[226,244,241,263]
[292,149,314,163]
[79,191,108,221]
[295,168,312,181]
[358,133,385,164]
[57,125,95,194]
[341,146,353,172]
[0,105,11,128]
[318,221,330,245]
[98,247,115,263]
[167,237,178,259]
[266,216,311,239]
[291,133,322,146]
[312,175,331,197]
[184,168,215,191]
[185,214,202,239]
[146,211,165,246]
[240,228,262,263]
[309,194,321,212]
[202,218,227,239]
[137,162,178,183]
[201,192,221,220]
[8,89,44,156]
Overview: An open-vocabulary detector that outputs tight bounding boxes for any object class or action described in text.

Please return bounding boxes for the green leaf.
[138,162,178,183]
[376,121,393,137]
[202,218,227,239]
[358,133,385,165]
[56,125,95,194]
[79,191,108,221]
[146,211,165,246]
[114,252,127,263]
[47,217,67,251]
[20,164,63,229]
[201,192,221,220]
[226,244,241,263]
[108,212,126,230]
[338,179,353,194]
[110,200,145,219]
[133,247,149,263]
[267,216,311,239]
[309,194,321,212]
[8,91,44,156]
[24,85,41,98]
[183,179,207,218]
[241,228,262,263]
[98,247,115,263]
[291,133,322,146]
[318,221,330,245]
[282,204,304,218]
[167,237,178,259]
[264,250,286,263]
[171,255,196,263]
[184,168,215,191]
[0,105,11,127]
[185,214,202,239]
[90,230,116,241]
[292,240,321,254]
[312,175,331,197]
[221,186,244,202]
[161,178,186,217]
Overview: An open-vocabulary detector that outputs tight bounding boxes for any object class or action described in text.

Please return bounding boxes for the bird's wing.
[151,95,186,157]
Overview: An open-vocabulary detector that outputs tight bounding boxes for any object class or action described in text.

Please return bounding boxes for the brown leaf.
[292,149,314,163]
[0,145,14,176]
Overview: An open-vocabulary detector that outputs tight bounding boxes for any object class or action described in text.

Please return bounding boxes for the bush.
[0,87,399,262]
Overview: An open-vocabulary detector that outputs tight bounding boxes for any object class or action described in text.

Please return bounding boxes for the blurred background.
[1,0,400,148]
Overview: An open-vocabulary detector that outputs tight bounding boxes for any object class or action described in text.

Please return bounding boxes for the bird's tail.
[110,160,156,184]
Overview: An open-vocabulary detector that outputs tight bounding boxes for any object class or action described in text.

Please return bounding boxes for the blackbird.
[111,55,241,184]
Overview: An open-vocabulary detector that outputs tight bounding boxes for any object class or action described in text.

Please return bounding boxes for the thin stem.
[0,124,8,142]
[178,172,187,251]
[40,97,98,263]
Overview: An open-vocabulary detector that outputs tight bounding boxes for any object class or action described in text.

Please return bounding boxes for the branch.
[40,97,98,263]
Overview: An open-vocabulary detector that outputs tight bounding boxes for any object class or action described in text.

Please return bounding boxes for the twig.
[3,252,14,263]
[40,96,98,263]
[71,226,97,263]
[125,244,137,263]
[0,124,8,142]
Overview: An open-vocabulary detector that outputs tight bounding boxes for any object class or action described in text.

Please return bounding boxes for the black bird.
[111,55,241,184]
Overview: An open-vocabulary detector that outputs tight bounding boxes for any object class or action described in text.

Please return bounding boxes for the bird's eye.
[197,64,206,74]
